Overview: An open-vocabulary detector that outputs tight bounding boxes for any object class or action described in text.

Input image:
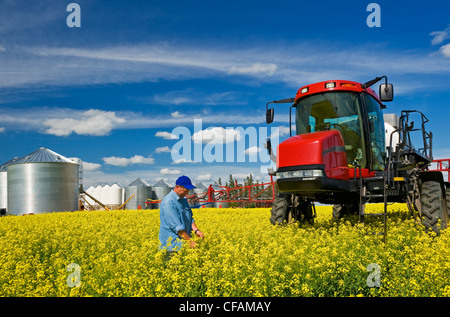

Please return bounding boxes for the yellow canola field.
[0,204,449,297]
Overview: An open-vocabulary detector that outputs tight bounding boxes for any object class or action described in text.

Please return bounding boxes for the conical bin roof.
[127,178,149,187]
[194,182,207,189]
[153,179,171,188]
[10,147,76,165]
[0,156,22,172]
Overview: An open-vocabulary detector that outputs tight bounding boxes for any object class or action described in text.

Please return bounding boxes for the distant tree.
[227,174,236,188]
[245,174,254,187]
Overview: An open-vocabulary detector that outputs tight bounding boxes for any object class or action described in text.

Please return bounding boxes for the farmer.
[159,175,205,254]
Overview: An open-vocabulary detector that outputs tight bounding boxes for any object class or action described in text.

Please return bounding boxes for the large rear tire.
[420,181,449,233]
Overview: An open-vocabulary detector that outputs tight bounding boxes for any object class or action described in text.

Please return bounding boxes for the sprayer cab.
[267,79,390,196]
[266,77,447,235]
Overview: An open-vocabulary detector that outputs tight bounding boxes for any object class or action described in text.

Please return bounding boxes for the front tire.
[332,201,359,220]
[270,193,290,225]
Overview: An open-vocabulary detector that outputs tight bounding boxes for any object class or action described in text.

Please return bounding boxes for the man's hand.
[178,229,197,248]
[192,223,205,239]
[195,230,205,238]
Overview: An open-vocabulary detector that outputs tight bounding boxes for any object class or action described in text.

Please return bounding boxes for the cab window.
[363,93,386,171]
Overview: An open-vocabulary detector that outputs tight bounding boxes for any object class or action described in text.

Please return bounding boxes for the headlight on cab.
[276,169,323,178]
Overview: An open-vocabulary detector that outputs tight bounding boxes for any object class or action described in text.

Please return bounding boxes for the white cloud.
[44,109,125,136]
[171,111,184,118]
[192,127,241,144]
[269,125,291,139]
[172,158,195,164]
[2,42,450,97]
[244,146,262,156]
[430,26,450,45]
[103,155,155,167]
[160,168,181,175]
[154,146,171,153]
[440,44,450,58]
[68,157,102,171]
[82,161,102,171]
[228,63,277,76]
[0,106,269,136]
[196,174,212,181]
[155,131,179,139]
[0,127,4,133]
[152,90,246,106]
[232,173,255,180]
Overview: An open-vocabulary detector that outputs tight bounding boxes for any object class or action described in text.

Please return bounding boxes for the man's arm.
[177,223,204,248]
[191,222,205,238]
[177,229,196,248]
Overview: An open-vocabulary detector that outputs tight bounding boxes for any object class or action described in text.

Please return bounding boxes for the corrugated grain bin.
[152,179,171,209]
[211,184,229,208]
[194,182,208,202]
[190,182,208,207]
[7,147,79,215]
[125,178,153,210]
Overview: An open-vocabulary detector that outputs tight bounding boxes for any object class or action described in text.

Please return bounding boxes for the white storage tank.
[84,185,96,208]
[7,147,79,215]
[109,184,123,207]
[384,113,400,150]
[94,185,103,207]
[0,156,22,214]
[0,171,6,213]
[102,185,111,204]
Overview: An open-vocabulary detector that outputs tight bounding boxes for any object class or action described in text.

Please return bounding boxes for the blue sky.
[1,0,450,188]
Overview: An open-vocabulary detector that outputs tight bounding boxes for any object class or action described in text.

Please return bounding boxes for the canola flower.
[0,204,448,297]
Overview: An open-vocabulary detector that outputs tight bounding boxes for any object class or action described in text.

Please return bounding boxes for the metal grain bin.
[211,184,229,208]
[191,182,208,207]
[125,178,153,210]
[7,148,79,215]
[152,179,171,209]
[0,157,22,213]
